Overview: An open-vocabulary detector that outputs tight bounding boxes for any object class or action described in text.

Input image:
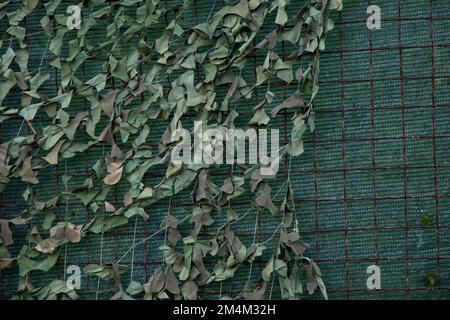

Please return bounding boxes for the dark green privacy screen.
[1,0,450,300]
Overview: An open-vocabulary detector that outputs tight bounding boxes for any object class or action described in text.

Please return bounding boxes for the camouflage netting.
[1,0,450,300]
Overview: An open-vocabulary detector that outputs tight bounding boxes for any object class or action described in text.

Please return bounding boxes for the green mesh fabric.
[1,0,450,300]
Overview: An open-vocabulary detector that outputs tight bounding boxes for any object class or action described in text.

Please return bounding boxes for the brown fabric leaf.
[65,224,81,243]
[0,219,13,246]
[270,91,305,117]
[194,170,210,202]
[254,183,278,214]
[19,157,39,184]
[165,268,180,294]
[225,76,239,101]
[192,247,211,284]
[112,263,123,290]
[287,242,308,255]
[149,268,165,293]
[181,280,198,300]
[256,30,277,50]
[103,166,123,186]
[42,139,65,165]
[167,227,181,246]
[100,89,119,119]
[0,259,14,271]
[244,281,267,300]
[99,123,114,144]
[105,201,116,212]
[51,225,65,240]
[123,192,133,207]
[35,237,59,253]
[295,67,303,82]
[65,111,88,140]
[164,215,179,228]
[173,254,184,273]
[220,177,234,194]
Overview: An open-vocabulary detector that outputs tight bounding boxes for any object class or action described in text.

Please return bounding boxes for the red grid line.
[428,0,442,299]
[19,42,450,62]
[334,16,450,25]
[81,51,93,295]
[368,0,381,300]
[16,43,450,62]
[312,75,321,299]
[1,12,447,33]
[397,0,410,299]
[112,74,121,265]
[259,23,268,284]
[40,255,450,267]
[54,52,63,282]
[5,102,450,123]
[312,139,321,300]
[4,133,450,153]
[338,11,351,300]
[12,18,450,89]
[8,71,450,86]
[141,26,149,285]
[321,43,450,55]
[8,223,450,238]
[1,162,450,179]
[12,254,447,277]
[4,192,450,208]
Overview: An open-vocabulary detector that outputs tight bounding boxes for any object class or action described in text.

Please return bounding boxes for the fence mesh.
[1,0,450,299]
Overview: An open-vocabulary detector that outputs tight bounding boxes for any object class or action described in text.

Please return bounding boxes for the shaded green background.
[1,0,450,299]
